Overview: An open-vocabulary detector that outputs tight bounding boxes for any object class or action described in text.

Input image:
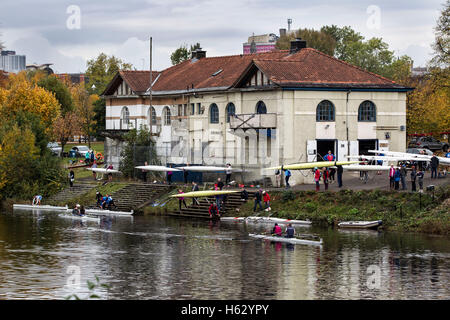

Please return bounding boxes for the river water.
[0,209,448,300]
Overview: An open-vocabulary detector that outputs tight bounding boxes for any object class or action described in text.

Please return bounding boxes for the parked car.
[406,148,434,156]
[408,136,449,152]
[70,145,90,158]
[47,142,62,156]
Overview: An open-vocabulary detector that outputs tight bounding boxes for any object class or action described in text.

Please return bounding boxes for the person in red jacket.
[314,167,321,192]
[209,202,220,218]
[272,223,282,236]
[262,191,271,211]
[322,167,330,191]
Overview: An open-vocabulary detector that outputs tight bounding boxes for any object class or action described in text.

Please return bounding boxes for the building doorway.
[316,139,336,161]
[358,139,378,156]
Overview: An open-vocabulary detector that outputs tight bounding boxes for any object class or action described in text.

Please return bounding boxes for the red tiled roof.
[119,70,160,93]
[253,48,402,88]
[103,48,409,96]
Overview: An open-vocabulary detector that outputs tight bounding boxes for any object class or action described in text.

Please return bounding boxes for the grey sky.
[0,0,444,73]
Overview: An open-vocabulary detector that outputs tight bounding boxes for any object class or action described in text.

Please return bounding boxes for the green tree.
[37,75,74,115]
[119,125,158,178]
[431,0,450,67]
[85,53,133,96]
[85,53,132,139]
[276,28,336,56]
[170,43,201,65]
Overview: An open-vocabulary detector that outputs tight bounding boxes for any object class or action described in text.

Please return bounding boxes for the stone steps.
[45,184,96,205]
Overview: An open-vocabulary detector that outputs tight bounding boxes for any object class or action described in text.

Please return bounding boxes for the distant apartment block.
[0,50,26,73]
[243,33,278,54]
[56,73,89,85]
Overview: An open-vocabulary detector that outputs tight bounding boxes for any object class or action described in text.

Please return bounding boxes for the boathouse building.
[101,39,412,184]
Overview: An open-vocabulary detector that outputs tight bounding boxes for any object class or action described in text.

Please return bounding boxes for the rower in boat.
[32,195,43,206]
[72,204,82,216]
[285,223,295,238]
[272,223,282,237]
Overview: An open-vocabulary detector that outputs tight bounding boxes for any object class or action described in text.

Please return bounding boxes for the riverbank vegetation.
[237,185,450,235]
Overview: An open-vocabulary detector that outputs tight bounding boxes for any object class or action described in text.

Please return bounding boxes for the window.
[183,104,187,117]
[197,103,203,114]
[148,107,156,125]
[178,104,183,117]
[226,103,236,123]
[256,101,267,114]
[121,107,130,126]
[358,101,376,122]
[209,103,219,123]
[163,106,171,125]
[316,100,335,121]
[191,103,195,115]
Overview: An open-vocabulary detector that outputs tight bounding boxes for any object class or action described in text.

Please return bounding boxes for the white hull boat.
[66,208,134,216]
[58,213,100,223]
[221,216,311,226]
[338,220,382,230]
[249,233,323,246]
[13,204,68,212]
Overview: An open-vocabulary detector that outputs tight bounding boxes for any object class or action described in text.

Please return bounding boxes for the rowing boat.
[221,216,312,226]
[13,204,68,212]
[86,168,121,174]
[135,165,181,172]
[58,213,100,223]
[265,161,360,171]
[248,233,323,246]
[343,165,397,171]
[68,208,134,216]
[337,220,382,230]
[169,190,240,198]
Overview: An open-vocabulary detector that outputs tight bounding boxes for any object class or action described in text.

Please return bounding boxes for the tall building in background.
[243,33,278,54]
[0,50,26,73]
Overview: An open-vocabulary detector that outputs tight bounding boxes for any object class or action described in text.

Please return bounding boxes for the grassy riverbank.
[237,185,450,235]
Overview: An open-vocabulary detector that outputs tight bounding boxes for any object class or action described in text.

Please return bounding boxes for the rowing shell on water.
[86,168,121,174]
[58,213,100,223]
[13,204,68,211]
[135,165,181,172]
[169,190,240,198]
[67,208,134,216]
[337,220,382,230]
[248,233,323,246]
[265,161,361,171]
[220,216,312,226]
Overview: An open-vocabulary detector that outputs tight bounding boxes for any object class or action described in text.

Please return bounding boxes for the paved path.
[268,171,449,192]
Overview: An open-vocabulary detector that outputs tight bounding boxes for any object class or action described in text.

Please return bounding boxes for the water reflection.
[0,210,448,300]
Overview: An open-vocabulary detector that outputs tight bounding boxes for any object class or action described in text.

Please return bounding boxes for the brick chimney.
[290,38,307,54]
[191,48,206,60]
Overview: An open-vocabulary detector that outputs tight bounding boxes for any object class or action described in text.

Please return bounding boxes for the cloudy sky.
[0,0,444,73]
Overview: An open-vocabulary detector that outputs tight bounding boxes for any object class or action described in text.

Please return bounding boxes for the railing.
[229,113,277,130]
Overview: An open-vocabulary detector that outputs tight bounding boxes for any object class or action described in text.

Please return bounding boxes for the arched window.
[256,101,267,114]
[121,107,130,126]
[358,101,376,122]
[163,106,171,125]
[148,107,156,125]
[226,103,235,123]
[209,103,219,123]
[316,100,335,121]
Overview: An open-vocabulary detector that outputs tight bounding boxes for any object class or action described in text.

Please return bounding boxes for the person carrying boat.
[272,223,282,237]
[337,165,343,188]
[32,195,43,205]
[410,165,417,192]
[217,178,224,190]
[314,167,321,192]
[285,223,295,238]
[284,168,292,188]
[191,181,200,205]
[107,164,114,181]
[322,167,329,190]
[225,164,232,186]
[209,202,220,218]
[275,169,281,188]
[177,189,187,212]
